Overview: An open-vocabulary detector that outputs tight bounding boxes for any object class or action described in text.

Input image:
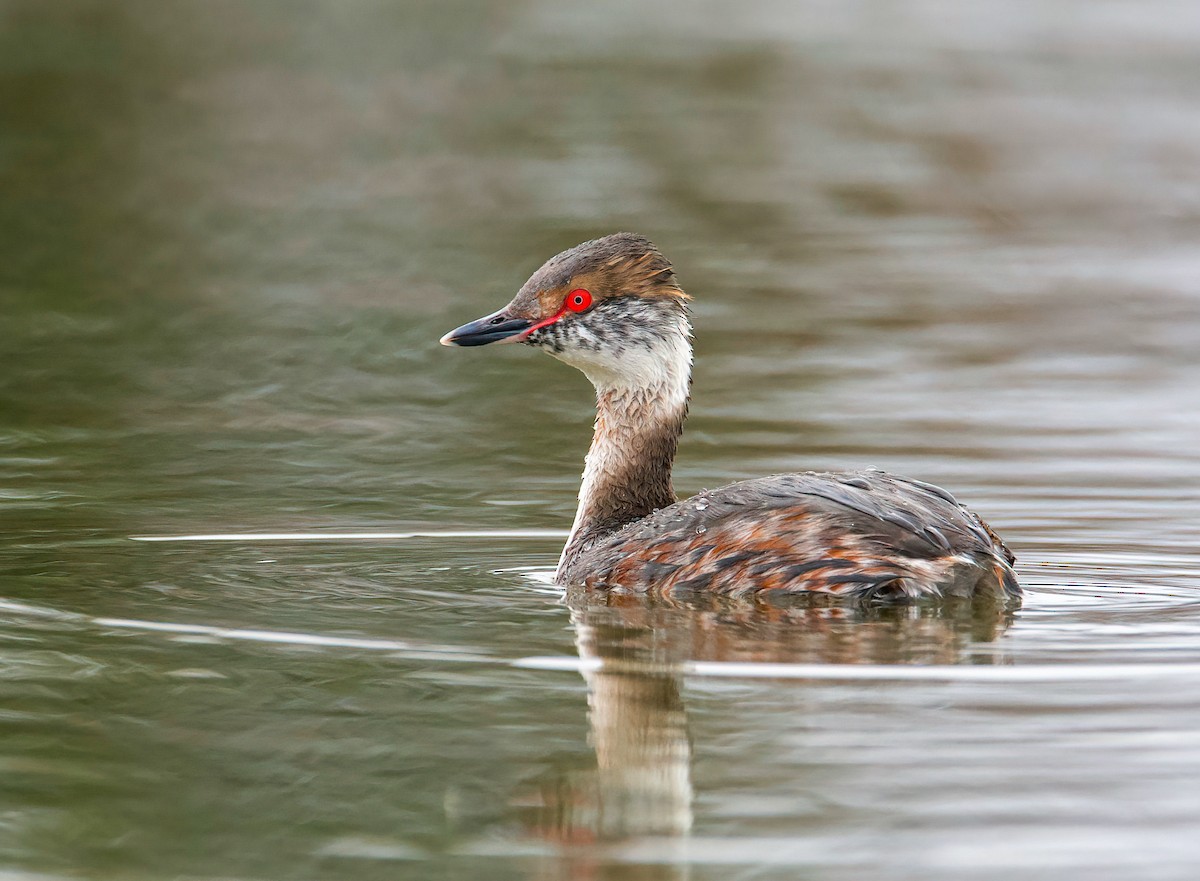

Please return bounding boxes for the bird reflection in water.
[516,591,1014,877]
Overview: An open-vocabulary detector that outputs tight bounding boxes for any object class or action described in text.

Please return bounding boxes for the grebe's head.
[440,233,692,395]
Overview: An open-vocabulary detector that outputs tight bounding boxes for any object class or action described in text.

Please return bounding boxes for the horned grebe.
[440,233,1019,601]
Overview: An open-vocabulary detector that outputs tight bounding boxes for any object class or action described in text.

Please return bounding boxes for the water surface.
[2,1,1200,879]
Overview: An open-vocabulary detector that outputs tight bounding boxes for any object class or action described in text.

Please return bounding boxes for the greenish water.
[3,1,1200,879]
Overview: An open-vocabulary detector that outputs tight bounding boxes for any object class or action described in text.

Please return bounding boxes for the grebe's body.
[441,234,1019,602]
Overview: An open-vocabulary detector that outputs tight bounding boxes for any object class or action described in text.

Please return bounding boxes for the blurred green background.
[2,2,1200,879]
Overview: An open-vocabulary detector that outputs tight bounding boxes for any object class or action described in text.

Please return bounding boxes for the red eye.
[566,289,592,312]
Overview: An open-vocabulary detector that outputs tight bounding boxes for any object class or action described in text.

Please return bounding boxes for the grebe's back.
[440,233,1020,602]
[562,470,1018,600]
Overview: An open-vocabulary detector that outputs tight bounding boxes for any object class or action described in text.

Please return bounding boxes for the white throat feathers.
[552,303,693,578]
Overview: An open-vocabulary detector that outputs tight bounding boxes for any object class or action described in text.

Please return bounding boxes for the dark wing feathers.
[614,470,992,558]
[570,469,1019,601]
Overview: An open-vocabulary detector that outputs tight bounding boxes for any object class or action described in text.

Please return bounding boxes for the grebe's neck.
[555,314,692,580]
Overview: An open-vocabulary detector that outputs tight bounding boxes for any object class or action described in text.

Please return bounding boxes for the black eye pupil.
[574,296,583,305]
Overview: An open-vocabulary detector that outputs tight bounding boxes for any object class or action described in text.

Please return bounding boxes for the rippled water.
[3,1,1200,879]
